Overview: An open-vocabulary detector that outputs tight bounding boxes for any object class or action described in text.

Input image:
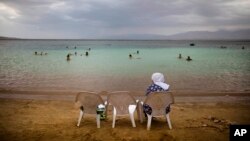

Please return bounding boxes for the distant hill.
[165,29,250,40]
[107,29,250,40]
[0,36,20,40]
[104,34,168,40]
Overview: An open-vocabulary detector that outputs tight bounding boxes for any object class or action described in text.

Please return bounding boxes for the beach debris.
[213,119,220,123]
[185,117,228,132]
[202,124,208,127]
[220,119,232,125]
[205,116,233,126]
[207,116,218,121]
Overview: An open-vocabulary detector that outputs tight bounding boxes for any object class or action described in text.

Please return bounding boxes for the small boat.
[190,43,195,46]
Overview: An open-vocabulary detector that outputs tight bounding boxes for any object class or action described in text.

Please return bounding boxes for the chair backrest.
[144,92,174,116]
[75,91,104,114]
[107,91,136,115]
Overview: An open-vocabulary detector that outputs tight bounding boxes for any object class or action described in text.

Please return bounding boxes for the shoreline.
[1,89,250,104]
[1,89,250,96]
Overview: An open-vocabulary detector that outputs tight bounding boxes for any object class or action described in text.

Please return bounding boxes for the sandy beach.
[1,91,250,141]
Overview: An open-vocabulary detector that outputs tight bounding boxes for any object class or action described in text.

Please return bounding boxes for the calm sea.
[0,40,249,93]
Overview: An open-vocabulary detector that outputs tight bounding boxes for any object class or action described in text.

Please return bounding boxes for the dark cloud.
[0,0,250,38]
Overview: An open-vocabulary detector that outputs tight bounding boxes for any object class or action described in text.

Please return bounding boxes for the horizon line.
[1,37,250,41]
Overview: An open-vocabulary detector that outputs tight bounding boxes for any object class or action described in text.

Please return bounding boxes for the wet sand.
[0,90,250,141]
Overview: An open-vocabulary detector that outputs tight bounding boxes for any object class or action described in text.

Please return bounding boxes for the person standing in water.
[186,56,192,61]
[178,54,182,59]
[66,54,71,61]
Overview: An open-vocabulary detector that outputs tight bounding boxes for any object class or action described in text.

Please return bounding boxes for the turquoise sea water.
[0,40,249,93]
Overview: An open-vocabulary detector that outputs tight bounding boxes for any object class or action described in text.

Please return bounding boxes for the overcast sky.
[0,0,250,39]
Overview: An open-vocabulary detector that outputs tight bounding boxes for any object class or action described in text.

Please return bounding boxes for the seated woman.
[143,72,170,116]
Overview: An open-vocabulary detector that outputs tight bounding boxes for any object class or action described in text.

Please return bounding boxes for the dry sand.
[0,91,250,141]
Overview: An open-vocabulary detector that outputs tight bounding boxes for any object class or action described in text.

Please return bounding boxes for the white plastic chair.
[107,91,139,128]
[75,91,105,128]
[143,92,174,130]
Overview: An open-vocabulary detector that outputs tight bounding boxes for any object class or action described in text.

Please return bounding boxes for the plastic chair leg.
[129,113,136,127]
[129,105,136,127]
[140,101,145,123]
[166,113,172,129]
[104,101,108,119]
[77,110,84,127]
[136,101,143,123]
[96,114,101,128]
[112,107,117,128]
[147,114,152,130]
